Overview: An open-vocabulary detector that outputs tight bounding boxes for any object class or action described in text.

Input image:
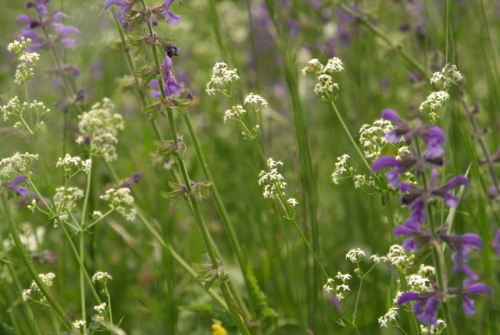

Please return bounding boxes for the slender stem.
[105,282,113,325]
[79,161,92,332]
[1,192,73,330]
[24,83,54,204]
[384,193,396,240]
[102,161,228,310]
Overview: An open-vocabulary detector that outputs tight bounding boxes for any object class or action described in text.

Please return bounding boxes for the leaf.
[241,248,277,320]
[178,304,214,313]
[0,323,18,335]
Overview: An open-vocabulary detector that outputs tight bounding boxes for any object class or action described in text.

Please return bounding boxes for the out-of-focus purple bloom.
[398,288,443,327]
[72,67,80,77]
[186,92,193,100]
[492,228,500,257]
[92,60,103,80]
[101,0,134,25]
[329,294,342,312]
[76,89,85,102]
[166,45,180,57]
[459,283,493,317]
[288,18,299,38]
[149,80,162,99]
[162,0,181,26]
[121,172,141,189]
[84,136,90,145]
[335,5,356,47]
[4,176,30,198]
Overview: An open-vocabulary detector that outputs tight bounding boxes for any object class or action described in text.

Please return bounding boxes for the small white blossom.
[419,91,449,112]
[92,271,112,284]
[387,244,415,270]
[223,105,246,123]
[324,57,344,73]
[22,289,32,301]
[287,198,298,207]
[346,248,365,263]
[302,58,324,75]
[258,158,286,199]
[418,265,436,277]
[335,292,345,301]
[73,320,86,329]
[378,307,399,327]
[336,284,350,292]
[7,38,40,85]
[100,188,136,221]
[206,62,239,95]
[335,272,352,283]
[370,255,388,263]
[56,154,82,169]
[92,211,103,220]
[94,302,107,313]
[244,93,268,110]
[393,291,404,305]
[331,154,350,184]
[0,152,38,177]
[430,64,463,89]
[407,274,431,292]
[54,187,84,222]
[421,319,446,334]
[359,119,398,160]
[82,159,92,175]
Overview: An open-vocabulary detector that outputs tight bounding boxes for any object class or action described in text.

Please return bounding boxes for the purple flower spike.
[461,234,483,251]
[163,0,181,26]
[381,108,399,123]
[398,292,420,305]
[462,297,476,317]
[424,126,446,145]
[101,0,132,25]
[492,228,500,257]
[447,175,468,188]
[372,156,399,172]
[466,283,493,297]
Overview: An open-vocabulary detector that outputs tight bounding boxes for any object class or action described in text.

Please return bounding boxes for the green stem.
[24,83,54,204]
[79,160,92,332]
[105,282,113,325]
[102,161,228,310]
[384,193,396,241]
[1,192,73,330]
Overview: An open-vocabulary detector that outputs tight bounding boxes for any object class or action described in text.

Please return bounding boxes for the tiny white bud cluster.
[94,302,107,313]
[0,152,38,178]
[387,245,415,270]
[92,271,112,284]
[223,105,246,123]
[287,197,298,207]
[378,307,399,327]
[258,158,287,199]
[430,64,463,90]
[7,38,40,85]
[323,275,351,301]
[1,96,21,122]
[314,74,339,96]
[76,98,124,162]
[100,188,136,221]
[54,187,85,222]
[22,273,56,301]
[359,119,397,159]
[73,320,86,329]
[244,93,268,110]
[419,91,449,115]
[336,272,352,283]
[420,319,446,334]
[331,154,350,185]
[55,154,92,176]
[206,62,240,95]
[370,254,388,264]
[346,248,366,263]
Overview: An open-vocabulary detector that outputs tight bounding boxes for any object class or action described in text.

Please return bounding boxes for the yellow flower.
[212,323,227,335]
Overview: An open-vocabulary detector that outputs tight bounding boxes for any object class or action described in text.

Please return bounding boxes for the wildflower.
[162,55,181,97]
[1,175,29,197]
[346,248,365,263]
[323,278,334,293]
[359,119,396,159]
[73,320,86,329]
[287,198,298,207]
[0,153,38,178]
[244,93,268,110]
[302,59,324,75]
[370,254,387,263]
[100,188,136,221]
[313,74,339,96]
[94,303,107,313]
[258,158,286,199]
[324,57,344,73]
[430,64,463,90]
[206,62,239,95]
[162,0,181,26]
[82,159,92,174]
[166,45,180,57]
[101,0,136,25]
[120,172,141,189]
[22,289,32,301]
[331,154,350,184]
[492,228,500,257]
[387,244,414,270]
[212,322,227,335]
[92,271,112,284]
[223,105,246,123]
[335,272,352,283]
[378,307,399,327]
[336,284,350,292]
[54,187,84,221]
[420,319,446,335]
[420,91,449,112]
[56,154,81,169]
[407,274,431,292]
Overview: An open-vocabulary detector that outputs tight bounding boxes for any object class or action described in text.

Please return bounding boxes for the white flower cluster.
[323,273,352,301]
[420,319,446,334]
[287,197,298,207]
[313,74,339,96]
[331,154,350,184]
[378,307,399,327]
[55,154,92,175]
[93,302,107,322]
[346,248,366,263]
[419,91,449,113]
[1,96,21,122]
[430,64,463,90]
[223,105,246,123]
[73,320,86,329]
[370,254,388,263]
[92,271,112,284]
[324,58,345,73]
[22,273,56,301]
[76,98,124,162]
[7,38,40,85]
[54,187,84,222]
[258,158,287,199]
[100,188,136,221]
[387,245,415,270]
[359,119,394,159]
[206,62,240,95]
[302,57,344,75]
[244,93,268,110]
[0,152,38,178]
[406,264,435,292]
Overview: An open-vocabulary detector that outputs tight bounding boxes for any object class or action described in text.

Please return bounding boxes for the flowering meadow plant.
[1,1,499,334]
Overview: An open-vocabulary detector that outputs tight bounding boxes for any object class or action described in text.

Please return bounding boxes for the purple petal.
[385,130,401,143]
[493,228,500,257]
[466,283,493,297]
[403,217,421,230]
[372,156,400,172]
[402,238,418,252]
[394,225,413,236]
[425,126,446,144]
[17,15,32,24]
[11,186,29,198]
[10,175,28,186]
[164,0,175,10]
[432,169,439,180]
[400,182,410,193]
[54,24,81,37]
[381,108,399,123]
[150,90,161,99]
[448,175,468,188]
[149,79,160,91]
[398,292,420,305]
[60,38,76,49]
[52,11,69,22]
[166,11,181,26]
[462,297,476,317]
[103,0,126,10]
[165,78,181,96]
[444,191,459,207]
[423,139,444,160]
[385,169,401,189]
[461,234,482,250]
[164,55,172,73]
[37,4,48,16]
[420,296,440,327]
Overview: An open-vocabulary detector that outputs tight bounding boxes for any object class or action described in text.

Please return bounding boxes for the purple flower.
[288,18,299,38]
[372,155,417,189]
[2,176,30,198]
[166,45,180,57]
[121,172,141,189]
[492,228,500,257]
[162,55,181,97]
[461,283,493,317]
[101,0,133,25]
[335,5,356,47]
[76,89,85,102]
[398,289,443,327]
[162,0,181,26]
